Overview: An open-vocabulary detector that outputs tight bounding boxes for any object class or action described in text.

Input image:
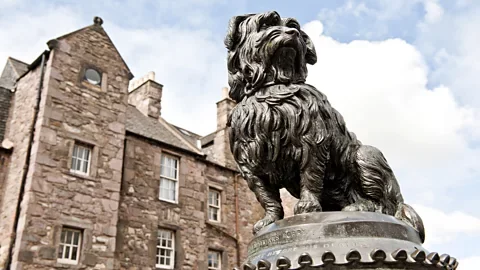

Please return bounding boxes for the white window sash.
[208,251,221,270]
[58,228,82,264]
[156,229,175,269]
[159,155,179,203]
[208,190,221,221]
[70,144,92,175]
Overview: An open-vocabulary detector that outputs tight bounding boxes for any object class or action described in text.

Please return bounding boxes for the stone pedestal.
[240,212,458,269]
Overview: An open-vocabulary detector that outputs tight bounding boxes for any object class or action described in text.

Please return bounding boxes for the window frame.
[208,188,221,222]
[159,154,180,203]
[207,250,222,270]
[57,227,82,265]
[70,142,92,176]
[83,68,102,86]
[156,228,175,269]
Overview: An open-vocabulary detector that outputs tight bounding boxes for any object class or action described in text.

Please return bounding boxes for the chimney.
[213,87,237,168]
[128,71,163,119]
[216,87,236,130]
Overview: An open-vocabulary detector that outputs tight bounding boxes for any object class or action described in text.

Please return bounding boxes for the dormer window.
[84,68,101,85]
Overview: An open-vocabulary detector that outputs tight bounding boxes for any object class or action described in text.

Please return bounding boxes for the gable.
[53,18,133,80]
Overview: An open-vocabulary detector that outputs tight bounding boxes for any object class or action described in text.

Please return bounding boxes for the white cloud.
[413,204,480,247]
[107,24,227,135]
[303,21,478,176]
[0,6,82,69]
[416,4,480,108]
[459,256,480,270]
[423,0,444,24]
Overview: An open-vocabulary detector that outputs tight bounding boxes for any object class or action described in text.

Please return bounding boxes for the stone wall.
[0,63,42,268]
[212,96,237,170]
[0,87,12,142]
[3,24,130,269]
[117,135,262,269]
[127,72,162,119]
[0,149,11,214]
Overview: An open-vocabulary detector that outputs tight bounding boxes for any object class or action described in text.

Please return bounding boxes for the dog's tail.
[395,203,425,243]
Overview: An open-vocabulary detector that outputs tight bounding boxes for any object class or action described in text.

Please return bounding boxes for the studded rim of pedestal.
[234,248,458,269]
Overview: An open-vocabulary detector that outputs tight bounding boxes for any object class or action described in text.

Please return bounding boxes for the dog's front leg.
[294,146,328,214]
[242,169,284,234]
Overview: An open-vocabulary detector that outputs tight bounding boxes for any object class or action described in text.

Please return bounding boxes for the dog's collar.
[261,79,305,88]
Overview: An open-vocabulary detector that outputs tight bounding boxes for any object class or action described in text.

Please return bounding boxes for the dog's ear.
[301,30,317,65]
[225,14,253,50]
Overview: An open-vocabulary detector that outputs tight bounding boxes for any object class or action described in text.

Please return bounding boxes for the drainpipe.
[234,173,241,267]
[6,52,47,270]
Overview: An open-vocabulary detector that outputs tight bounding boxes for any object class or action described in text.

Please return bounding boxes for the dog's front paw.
[253,215,279,235]
[342,200,378,212]
[294,199,322,215]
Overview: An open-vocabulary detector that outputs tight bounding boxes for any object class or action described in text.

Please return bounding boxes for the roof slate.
[126,106,202,154]
[9,58,28,77]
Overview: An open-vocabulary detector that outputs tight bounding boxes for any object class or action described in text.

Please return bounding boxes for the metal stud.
[439,254,451,267]
[243,262,256,270]
[370,249,386,262]
[346,249,361,262]
[448,257,457,267]
[392,249,408,261]
[257,259,271,270]
[298,253,313,267]
[452,259,459,269]
[411,250,426,263]
[321,251,336,264]
[276,257,291,270]
[427,252,440,264]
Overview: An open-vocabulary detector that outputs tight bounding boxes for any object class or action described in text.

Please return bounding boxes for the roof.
[0,57,29,90]
[8,58,28,77]
[171,125,202,147]
[0,57,28,142]
[126,105,203,155]
[200,132,215,147]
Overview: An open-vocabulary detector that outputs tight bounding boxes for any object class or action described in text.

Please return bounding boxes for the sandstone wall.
[5,24,130,269]
[117,135,261,270]
[0,64,43,268]
[0,149,11,213]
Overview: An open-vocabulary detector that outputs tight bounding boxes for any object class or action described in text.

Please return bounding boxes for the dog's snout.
[285,28,299,36]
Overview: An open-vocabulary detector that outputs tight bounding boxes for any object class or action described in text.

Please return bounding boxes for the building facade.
[0,17,264,270]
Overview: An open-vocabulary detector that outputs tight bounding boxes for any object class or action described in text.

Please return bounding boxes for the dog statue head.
[224,11,317,102]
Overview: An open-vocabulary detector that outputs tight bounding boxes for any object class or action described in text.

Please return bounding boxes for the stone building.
[0,17,264,270]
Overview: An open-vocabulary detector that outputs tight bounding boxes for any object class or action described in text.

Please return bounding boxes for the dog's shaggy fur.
[224,11,425,242]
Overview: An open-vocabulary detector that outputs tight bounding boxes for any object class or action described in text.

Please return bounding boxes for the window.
[156,229,175,269]
[71,143,92,175]
[58,227,82,264]
[84,68,102,85]
[208,189,221,222]
[208,250,221,270]
[159,154,179,202]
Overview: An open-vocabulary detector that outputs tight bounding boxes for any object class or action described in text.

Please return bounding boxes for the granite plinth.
[240,212,458,269]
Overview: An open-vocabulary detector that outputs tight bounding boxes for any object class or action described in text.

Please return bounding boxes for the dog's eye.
[287,22,300,30]
[259,23,269,31]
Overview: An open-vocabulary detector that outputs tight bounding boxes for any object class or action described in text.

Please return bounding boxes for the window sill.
[155,266,174,270]
[55,261,82,269]
[206,220,226,229]
[66,171,96,181]
[158,198,179,205]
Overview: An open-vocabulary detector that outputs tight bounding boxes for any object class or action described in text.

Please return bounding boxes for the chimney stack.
[128,71,163,119]
[213,87,237,168]
[216,87,235,130]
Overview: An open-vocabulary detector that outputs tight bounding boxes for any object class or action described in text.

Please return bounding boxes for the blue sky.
[1,0,479,268]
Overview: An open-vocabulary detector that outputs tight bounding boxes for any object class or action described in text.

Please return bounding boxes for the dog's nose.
[285,28,299,36]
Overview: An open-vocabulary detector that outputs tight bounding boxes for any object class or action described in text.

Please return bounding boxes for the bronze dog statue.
[224,11,425,242]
